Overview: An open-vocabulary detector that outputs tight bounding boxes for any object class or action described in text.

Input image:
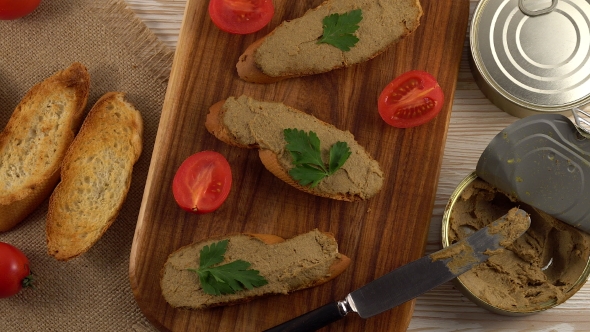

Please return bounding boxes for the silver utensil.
[264,209,531,332]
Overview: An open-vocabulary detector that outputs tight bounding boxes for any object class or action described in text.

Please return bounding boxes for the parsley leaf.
[284,128,352,187]
[329,141,351,173]
[317,9,363,51]
[188,239,268,296]
[198,240,226,268]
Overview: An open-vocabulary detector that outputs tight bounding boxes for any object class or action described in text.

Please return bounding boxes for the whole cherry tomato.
[0,0,41,20]
[378,70,444,128]
[0,242,33,298]
[208,0,274,35]
[172,151,232,214]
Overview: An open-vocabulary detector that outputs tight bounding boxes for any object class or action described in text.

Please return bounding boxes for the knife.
[264,208,531,332]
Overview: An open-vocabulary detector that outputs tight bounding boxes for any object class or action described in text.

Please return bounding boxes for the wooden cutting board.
[129,0,470,331]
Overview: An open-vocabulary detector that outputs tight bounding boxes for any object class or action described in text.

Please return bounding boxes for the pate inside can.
[469,0,590,118]
[442,172,590,315]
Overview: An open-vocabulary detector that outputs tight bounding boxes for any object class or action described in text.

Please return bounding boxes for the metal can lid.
[471,0,590,112]
[476,113,590,233]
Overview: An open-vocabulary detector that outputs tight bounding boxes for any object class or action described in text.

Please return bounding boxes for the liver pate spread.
[434,207,530,275]
[449,178,590,311]
[222,95,384,200]
[255,0,422,77]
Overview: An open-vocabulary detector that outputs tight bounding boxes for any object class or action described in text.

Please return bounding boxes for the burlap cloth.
[0,1,174,331]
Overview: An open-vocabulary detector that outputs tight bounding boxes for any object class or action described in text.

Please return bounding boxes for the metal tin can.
[469,0,590,117]
[442,172,590,315]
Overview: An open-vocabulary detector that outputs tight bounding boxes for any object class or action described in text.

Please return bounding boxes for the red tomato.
[378,70,444,128]
[172,151,232,214]
[208,0,274,35]
[0,0,41,20]
[0,242,33,298]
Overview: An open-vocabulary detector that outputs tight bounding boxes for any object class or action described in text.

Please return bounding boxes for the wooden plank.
[129,0,470,331]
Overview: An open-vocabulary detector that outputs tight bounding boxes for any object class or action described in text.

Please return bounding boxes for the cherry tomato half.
[0,242,33,298]
[0,0,41,20]
[378,70,444,128]
[208,0,274,35]
[172,151,232,214]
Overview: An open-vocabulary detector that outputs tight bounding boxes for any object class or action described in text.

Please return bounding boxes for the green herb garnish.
[317,9,362,51]
[284,128,352,187]
[188,240,268,296]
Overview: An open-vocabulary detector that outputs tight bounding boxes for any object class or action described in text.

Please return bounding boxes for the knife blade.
[264,208,531,332]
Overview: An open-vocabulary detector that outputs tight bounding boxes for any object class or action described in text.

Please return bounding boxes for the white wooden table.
[124,0,590,330]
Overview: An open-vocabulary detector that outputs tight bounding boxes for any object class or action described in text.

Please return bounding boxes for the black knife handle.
[263,301,347,332]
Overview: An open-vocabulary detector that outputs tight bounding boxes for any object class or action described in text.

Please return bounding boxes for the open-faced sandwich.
[237,0,423,83]
[160,229,350,309]
[206,95,384,201]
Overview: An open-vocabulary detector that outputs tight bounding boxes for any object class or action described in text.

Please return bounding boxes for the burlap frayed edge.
[98,0,175,87]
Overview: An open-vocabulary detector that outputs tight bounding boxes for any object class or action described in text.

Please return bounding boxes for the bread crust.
[236,37,295,84]
[0,62,90,232]
[236,0,423,83]
[205,100,252,149]
[46,92,143,260]
[160,230,351,309]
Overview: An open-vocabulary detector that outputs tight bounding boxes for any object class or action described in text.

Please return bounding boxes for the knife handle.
[263,301,347,332]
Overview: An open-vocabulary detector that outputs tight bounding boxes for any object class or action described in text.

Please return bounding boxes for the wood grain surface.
[129,0,470,331]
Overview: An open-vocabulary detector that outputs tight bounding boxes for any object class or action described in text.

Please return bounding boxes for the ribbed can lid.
[471,0,590,113]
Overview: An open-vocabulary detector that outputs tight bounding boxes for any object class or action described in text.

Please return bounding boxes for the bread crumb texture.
[46,92,143,260]
[222,96,383,199]
[0,63,88,204]
[255,0,422,77]
[161,229,343,309]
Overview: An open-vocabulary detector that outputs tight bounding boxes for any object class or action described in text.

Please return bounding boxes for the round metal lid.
[471,0,590,112]
[476,113,590,233]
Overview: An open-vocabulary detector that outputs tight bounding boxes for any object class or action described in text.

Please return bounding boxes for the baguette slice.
[205,95,384,201]
[0,62,90,232]
[46,92,143,261]
[160,229,351,309]
[237,0,423,83]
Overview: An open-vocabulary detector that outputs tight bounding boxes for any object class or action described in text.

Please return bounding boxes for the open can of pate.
[469,0,590,117]
[442,172,590,315]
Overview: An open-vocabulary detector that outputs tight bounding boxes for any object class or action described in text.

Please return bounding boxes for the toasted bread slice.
[46,92,143,260]
[0,63,90,232]
[237,0,423,83]
[160,229,351,309]
[205,96,384,201]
